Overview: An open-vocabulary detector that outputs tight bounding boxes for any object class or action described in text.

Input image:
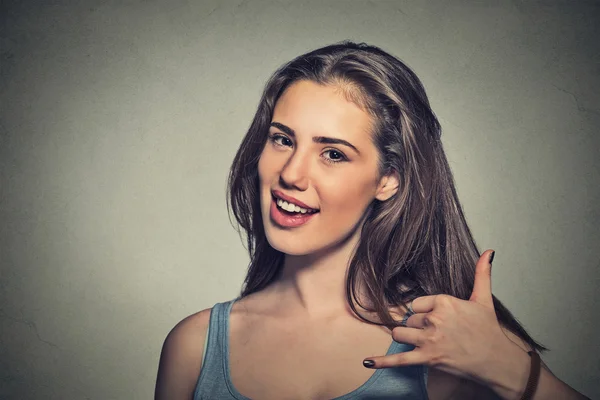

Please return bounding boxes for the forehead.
[272,80,373,140]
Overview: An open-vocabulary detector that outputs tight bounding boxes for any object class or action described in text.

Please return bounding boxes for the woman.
[155,41,588,399]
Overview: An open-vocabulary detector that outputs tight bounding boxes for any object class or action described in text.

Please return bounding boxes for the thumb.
[469,249,495,307]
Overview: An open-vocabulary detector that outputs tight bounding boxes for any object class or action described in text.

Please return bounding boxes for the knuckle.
[426,332,440,345]
[390,354,404,366]
[424,313,441,326]
[435,294,453,307]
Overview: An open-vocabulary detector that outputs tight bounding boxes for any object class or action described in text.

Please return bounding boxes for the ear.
[375,170,400,201]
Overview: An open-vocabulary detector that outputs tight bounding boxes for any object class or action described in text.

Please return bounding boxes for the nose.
[279,150,310,191]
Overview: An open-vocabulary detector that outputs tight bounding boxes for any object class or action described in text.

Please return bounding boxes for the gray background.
[1,1,598,399]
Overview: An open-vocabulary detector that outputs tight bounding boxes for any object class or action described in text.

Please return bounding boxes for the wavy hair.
[227,41,544,351]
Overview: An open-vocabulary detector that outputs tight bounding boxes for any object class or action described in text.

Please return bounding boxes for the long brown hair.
[227,41,545,351]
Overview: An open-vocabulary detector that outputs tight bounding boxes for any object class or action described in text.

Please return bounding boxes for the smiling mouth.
[271,194,319,214]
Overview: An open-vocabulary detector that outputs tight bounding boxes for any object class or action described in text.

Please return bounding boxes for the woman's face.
[258,80,397,256]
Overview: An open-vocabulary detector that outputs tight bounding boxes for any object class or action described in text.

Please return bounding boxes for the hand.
[363,250,527,390]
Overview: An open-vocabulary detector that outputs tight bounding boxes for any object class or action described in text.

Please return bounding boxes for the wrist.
[483,343,531,400]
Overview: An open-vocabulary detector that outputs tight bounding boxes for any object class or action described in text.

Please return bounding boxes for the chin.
[265,227,355,258]
[265,232,317,256]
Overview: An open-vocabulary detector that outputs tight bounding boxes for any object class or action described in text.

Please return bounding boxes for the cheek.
[257,152,273,186]
[258,147,280,178]
[320,178,376,219]
[257,151,280,209]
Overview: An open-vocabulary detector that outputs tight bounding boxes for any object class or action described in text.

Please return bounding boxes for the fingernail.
[489,251,495,264]
[363,359,375,368]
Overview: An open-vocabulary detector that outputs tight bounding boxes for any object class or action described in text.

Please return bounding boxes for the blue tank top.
[193,298,429,399]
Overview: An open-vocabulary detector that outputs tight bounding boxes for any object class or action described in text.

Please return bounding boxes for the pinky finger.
[363,349,429,369]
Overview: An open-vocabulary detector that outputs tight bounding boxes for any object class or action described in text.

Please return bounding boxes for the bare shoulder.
[154,308,213,400]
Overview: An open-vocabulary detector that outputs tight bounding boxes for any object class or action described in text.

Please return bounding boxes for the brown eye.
[269,134,292,147]
[322,149,348,164]
[328,150,343,160]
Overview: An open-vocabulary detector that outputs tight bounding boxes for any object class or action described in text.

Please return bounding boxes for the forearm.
[485,346,589,400]
[526,367,590,400]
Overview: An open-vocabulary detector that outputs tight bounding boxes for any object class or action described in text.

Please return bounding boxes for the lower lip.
[270,197,318,228]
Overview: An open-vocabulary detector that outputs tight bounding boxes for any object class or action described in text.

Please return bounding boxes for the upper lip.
[272,190,319,211]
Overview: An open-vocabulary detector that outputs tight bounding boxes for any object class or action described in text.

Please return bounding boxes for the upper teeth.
[276,198,313,214]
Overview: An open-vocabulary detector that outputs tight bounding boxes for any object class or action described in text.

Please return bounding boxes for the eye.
[268,133,293,148]
[322,149,348,164]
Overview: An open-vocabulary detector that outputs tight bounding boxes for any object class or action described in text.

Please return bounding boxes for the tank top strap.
[193,298,240,400]
[216,299,236,354]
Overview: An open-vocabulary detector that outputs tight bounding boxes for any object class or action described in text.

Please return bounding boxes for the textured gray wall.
[1,1,598,399]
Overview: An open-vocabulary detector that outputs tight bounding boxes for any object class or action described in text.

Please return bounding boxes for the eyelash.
[268,133,348,164]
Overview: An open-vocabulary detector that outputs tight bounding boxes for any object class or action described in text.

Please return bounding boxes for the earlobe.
[375,171,400,202]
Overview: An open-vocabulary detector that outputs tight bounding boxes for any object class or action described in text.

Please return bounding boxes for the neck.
[269,226,371,321]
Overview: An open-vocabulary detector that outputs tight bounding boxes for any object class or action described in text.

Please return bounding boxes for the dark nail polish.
[363,359,375,368]
[489,251,495,264]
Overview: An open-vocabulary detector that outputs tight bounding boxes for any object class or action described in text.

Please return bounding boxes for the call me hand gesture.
[362,250,590,400]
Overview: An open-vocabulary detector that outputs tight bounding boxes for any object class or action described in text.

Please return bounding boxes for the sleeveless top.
[193,298,429,399]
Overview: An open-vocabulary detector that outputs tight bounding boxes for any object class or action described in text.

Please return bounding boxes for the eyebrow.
[269,122,361,155]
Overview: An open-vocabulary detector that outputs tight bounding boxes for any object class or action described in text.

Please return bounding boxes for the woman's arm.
[480,327,590,400]
[154,309,211,400]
